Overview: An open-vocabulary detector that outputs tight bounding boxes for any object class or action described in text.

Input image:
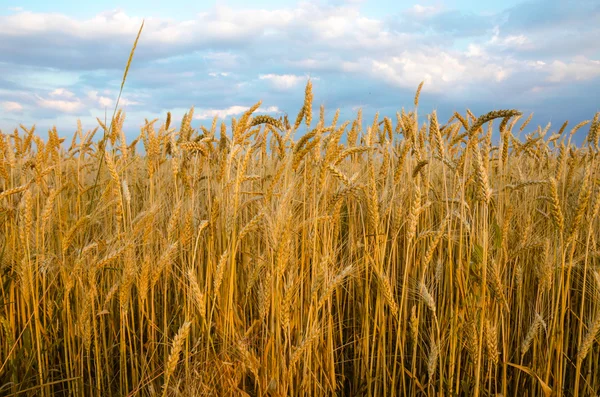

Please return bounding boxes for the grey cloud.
[0,77,23,91]
[476,0,598,63]
[501,0,599,31]
[490,29,600,61]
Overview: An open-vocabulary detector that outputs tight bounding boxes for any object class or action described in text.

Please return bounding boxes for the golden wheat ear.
[414,80,424,107]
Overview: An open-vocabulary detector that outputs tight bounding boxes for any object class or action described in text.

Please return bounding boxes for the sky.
[0,0,599,142]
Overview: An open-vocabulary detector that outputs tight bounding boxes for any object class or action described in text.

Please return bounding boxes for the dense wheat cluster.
[1,79,600,396]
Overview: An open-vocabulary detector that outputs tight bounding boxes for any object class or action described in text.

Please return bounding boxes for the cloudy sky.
[0,0,598,142]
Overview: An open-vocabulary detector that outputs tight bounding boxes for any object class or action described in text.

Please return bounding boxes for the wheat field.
[1,64,600,396]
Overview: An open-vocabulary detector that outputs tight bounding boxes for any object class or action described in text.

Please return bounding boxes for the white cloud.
[0,6,297,46]
[546,58,600,82]
[20,89,78,114]
[488,26,531,49]
[119,98,140,106]
[195,105,248,120]
[261,106,280,113]
[34,87,142,113]
[50,88,76,98]
[86,90,140,108]
[35,95,83,113]
[366,49,512,93]
[259,74,306,90]
[195,105,280,120]
[466,44,484,58]
[526,60,547,69]
[87,90,113,107]
[2,101,23,112]
[0,4,403,57]
[301,4,399,50]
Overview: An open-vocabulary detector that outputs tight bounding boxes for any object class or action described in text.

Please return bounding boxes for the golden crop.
[1,25,600,396]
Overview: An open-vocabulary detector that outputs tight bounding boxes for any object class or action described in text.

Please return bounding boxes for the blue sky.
[1,0,599,141]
